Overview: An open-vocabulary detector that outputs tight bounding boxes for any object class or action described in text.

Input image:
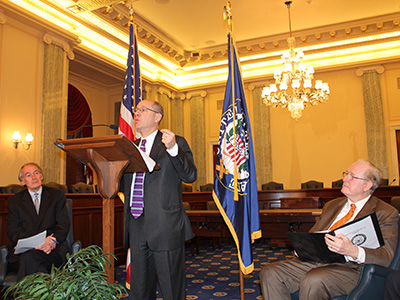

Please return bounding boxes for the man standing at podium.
[120,99,197,300]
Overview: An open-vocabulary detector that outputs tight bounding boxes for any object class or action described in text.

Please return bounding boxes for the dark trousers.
[384,271,400,300]
[128,214,186,300]
[9,249,64,281]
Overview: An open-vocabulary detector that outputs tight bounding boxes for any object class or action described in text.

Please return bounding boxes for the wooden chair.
[301,180,324,189]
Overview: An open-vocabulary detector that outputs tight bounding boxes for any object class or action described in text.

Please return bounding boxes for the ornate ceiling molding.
[97,2,400,69]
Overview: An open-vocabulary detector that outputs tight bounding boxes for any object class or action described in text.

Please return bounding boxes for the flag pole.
[224,3,244,299]
[128,3,137,137]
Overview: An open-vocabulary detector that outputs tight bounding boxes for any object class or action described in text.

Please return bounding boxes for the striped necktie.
[131,139,146,219]
[34,192,40,215]
[329,203,356,231]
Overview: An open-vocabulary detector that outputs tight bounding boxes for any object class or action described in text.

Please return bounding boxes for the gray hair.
[18,162,43,182]
[148,100,164,123]
[359,160,382,194]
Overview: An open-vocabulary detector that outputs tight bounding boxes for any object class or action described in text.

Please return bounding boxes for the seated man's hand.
[36,235,57,254]
[325,233,359,260]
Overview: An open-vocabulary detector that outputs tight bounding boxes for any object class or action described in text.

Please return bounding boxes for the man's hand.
[325,233,359,259]
[160,129,176,150]
[36,234,57,254]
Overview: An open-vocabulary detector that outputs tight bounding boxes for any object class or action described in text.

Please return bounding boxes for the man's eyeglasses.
[342,171,368,181]
[133,106,160,114]
[24,170,41,179]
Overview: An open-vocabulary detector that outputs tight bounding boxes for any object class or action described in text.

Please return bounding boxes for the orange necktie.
[329,203,356,231]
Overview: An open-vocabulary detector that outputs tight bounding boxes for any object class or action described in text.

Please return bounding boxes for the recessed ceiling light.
[205,40,216,45]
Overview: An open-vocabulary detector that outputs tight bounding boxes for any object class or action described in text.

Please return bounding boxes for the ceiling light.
[261,1,330,120]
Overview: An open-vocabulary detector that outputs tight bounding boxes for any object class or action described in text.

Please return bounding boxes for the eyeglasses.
[342,171,368,181]
[24,170,41,179]
[133,106,160,114]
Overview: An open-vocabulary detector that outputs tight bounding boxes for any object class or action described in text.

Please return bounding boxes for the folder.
[287,212,384,263]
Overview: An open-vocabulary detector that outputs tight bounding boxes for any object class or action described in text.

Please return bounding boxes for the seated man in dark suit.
[259,160,399,300]
[7,162,70,281]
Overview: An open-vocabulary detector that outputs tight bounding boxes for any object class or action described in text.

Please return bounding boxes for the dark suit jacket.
[121,131,197,251]
[310,196,399,267]
[7,186,70,263]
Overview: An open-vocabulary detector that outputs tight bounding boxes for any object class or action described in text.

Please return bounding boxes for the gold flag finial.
[223,1,232,32]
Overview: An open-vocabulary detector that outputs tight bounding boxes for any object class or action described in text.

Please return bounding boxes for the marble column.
[189,91,207,192]
[249,84,273,189]
[40,34,74,183]
[357,65,388,178]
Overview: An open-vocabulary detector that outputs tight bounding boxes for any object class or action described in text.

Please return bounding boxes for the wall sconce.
[12,131,34,150]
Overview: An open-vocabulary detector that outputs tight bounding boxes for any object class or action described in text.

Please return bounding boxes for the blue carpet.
[115,241,294,299]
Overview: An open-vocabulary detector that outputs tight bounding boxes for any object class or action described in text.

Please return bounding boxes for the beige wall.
[2,11,400,191]
[0,15,43,185]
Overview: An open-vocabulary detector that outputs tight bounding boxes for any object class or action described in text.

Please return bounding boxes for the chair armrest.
[71,241,82,254]
[0,246,9,285]
[347,264,395,300]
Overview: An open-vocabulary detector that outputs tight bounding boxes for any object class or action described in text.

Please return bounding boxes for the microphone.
[73,124,118,138]
[54,139,88,166]
[389,178,396,186]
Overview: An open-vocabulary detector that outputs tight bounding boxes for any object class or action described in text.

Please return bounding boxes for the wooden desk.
[184,186,400,210]
[186,209,322,247]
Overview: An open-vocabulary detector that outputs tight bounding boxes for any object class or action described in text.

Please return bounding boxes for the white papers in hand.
[334,213,382,249]
[14,230,46,254]
[133,143,156,172]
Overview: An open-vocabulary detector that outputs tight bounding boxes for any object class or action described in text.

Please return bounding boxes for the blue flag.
[213,33,261,275]
[119,20,141,141]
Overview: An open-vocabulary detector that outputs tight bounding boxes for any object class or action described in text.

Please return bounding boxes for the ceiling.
[131,0,400,51]
[10,0,399,88]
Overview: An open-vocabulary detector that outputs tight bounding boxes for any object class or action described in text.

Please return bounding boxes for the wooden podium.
[56,135,150,283]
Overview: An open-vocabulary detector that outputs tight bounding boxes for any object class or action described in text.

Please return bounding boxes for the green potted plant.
[4,245,126,300]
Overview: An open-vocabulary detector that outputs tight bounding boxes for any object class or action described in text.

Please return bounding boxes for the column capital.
[186,90,207,99]
[248,81,268,91]
[43,33,76,60]
[356,65,385,76]
[157,86,172,98]
[0,11,6,24]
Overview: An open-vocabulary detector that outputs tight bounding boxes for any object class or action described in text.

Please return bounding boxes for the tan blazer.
[310,196,399,267]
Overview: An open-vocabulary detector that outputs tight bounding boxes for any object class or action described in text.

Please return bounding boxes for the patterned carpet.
[116,240,294,299]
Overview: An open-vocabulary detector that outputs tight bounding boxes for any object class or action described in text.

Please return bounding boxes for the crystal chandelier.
[262,1,330,120]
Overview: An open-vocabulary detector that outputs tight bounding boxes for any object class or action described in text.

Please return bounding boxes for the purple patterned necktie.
[131,139,146,219]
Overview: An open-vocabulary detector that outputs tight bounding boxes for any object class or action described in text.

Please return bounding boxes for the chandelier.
[262,1,330,120]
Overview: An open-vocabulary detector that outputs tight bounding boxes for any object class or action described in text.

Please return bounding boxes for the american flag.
[119,19,141,141]
[118,16,141,290]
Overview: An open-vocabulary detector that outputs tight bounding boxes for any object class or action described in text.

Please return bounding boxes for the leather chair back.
[69,182,94,193]
[301,180,324,189]
[200,184,213,192]
[261,181,284,190]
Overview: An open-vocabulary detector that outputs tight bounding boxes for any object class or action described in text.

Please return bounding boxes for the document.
[287,212,384,263]
[133,143,156,172]
[14,230,46,254]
